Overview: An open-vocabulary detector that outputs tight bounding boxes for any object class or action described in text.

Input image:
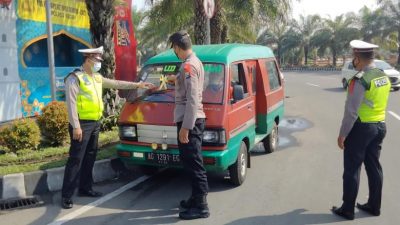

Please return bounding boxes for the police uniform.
[61,46,145,209]
[174,53,208,209]
[333,40,390,219]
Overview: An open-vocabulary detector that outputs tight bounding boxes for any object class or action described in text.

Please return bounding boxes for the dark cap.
[168,30,192,50]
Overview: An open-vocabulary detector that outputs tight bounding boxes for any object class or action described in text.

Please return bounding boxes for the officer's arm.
[182,64,199,130]
[101,77,139,89]
[65,75,80,129]
[339,79,365,138]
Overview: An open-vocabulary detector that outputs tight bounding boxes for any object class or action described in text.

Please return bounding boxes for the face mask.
[92,62,101,73]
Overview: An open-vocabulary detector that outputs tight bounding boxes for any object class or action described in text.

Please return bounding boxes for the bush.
[0,118,41,152]
[37,101,69,146]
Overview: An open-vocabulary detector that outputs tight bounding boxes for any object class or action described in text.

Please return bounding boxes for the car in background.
[341,59,400,91]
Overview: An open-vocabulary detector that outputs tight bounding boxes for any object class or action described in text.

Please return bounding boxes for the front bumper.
[117,143,238,172]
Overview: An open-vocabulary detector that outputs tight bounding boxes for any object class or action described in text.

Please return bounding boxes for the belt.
[355,117,384,124]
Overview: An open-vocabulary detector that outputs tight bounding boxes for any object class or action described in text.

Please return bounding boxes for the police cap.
[78,46,104,61]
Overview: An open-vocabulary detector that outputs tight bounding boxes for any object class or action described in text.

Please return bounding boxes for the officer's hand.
[73,128,83,142]
[337,136,345,150]
[137,82,155,89]
[166,74,176,84]
[179,128,189,144]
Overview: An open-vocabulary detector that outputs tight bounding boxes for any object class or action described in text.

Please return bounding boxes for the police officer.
[332,40,390,220]
[61,46,154,209]
[167,31,209,220]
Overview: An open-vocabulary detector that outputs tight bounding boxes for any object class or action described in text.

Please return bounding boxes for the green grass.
[0,128,119,175]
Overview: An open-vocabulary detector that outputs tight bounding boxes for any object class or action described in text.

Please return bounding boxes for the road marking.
[388,111,400,121]
[306,82,320,87]
[47,175,151,225]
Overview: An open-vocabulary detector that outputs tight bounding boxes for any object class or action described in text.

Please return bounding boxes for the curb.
[0,158,122,200]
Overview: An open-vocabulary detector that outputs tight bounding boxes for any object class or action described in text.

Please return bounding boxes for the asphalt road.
[2,71,400,225]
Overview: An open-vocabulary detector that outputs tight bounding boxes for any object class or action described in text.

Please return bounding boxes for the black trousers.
[177,118,209,197]
[342,121,386,212]
[62,120,100,198]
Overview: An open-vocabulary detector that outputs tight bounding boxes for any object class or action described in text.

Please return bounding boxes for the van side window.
[250,66,256,94]
[231,63,248,94]
[348,63,354,70]
[266,61,281,91]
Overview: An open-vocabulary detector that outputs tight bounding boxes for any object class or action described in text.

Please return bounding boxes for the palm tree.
[358,6,386,42]
[311,14,360,66]
[382,1,400,65]
[292,15,322,65]
[85,0,125,130]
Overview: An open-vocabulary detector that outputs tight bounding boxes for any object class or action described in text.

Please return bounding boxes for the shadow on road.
[225,208,370,225]
[323,87,345,93]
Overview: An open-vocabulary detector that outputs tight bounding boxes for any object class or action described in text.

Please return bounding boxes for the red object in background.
[0,0,12,9]
[114,0,137,88]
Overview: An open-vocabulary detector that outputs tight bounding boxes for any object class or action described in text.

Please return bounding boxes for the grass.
[0,128,120,175]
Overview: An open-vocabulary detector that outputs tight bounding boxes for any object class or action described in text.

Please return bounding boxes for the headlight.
[203,129,226,146]
[119,125,137,141]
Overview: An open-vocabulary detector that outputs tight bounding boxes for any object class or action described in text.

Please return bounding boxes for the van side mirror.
[232,85,244,102]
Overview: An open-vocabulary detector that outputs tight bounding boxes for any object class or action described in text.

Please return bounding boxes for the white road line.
[306,82,320,87]
[47,175,151,225]
[388,111,400,121]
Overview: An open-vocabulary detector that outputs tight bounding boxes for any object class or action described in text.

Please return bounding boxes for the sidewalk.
[0,158,125,200]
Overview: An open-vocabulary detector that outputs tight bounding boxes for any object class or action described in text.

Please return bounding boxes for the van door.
[227,62,256,141]
[261,59,284,134]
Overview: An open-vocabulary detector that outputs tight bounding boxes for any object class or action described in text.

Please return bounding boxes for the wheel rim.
[240,151,246,177]
[271,127,277,149]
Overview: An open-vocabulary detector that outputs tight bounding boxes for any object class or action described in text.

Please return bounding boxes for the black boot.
[179,195,210,220]
[180,196,194,209]
[357,202,380,216]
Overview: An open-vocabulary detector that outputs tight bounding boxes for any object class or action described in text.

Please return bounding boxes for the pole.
[206,18,211,45]
[45,0,57,101]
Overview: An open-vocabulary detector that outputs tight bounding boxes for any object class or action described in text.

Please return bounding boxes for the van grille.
[137,125,178,145]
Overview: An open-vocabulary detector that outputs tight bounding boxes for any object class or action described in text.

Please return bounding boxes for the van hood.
[384,69,400,77]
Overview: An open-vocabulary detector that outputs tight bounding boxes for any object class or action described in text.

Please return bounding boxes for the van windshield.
[130,63,225,104]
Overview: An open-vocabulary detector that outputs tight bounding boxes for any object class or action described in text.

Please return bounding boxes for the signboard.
[17,0,90,29]
[203,0,215,19]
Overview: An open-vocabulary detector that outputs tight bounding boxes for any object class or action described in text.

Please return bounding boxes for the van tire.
[342,78,348,89]
[229,142,247,186]
[393,87,400,91]
[263,123,278,153]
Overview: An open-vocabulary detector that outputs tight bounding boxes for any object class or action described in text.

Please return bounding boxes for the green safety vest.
[349,68,390,122]
[74,71,104,120]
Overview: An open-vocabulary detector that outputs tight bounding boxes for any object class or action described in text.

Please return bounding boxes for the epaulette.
[354,71,364,79]
[64,68,82,83]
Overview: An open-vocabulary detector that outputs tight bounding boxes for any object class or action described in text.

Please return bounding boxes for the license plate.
[146,152,180,165]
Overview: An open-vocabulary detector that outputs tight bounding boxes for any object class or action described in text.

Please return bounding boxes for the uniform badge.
[82,75,91,85]
[94,75,102,83]
[184,63,192,79]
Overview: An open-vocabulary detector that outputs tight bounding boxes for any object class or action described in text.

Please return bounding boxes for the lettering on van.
[163,65,177,73]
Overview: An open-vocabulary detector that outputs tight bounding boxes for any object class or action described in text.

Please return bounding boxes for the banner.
[17,0,90,29]
[114,0,137,84]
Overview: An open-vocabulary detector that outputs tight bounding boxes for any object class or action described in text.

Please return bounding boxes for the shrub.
[0,118,41,152]
[37,101,69,146]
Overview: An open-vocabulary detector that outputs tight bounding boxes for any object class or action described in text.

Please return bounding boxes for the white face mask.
[91,61,102,73]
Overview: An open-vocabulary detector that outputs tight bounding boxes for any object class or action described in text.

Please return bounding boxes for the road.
[2,71,400,225]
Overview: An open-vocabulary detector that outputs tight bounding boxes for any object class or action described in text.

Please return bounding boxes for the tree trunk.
[85,0,118,131]
[304,45,308,65]
[210,0,222,44]
[398,30,400,65]
[221,24,228,43]
[332,49,337,67]
[194,0,208,44]
[277,43,281,65]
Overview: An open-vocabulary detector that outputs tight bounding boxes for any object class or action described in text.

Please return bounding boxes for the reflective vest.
[74,71,104,120]
[349,69,390,122]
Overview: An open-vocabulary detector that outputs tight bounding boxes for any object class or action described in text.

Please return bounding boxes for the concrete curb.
[0,158,121,200]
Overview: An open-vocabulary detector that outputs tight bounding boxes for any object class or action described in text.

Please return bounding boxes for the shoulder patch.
[184,63,191,73]
[348,79,355,94]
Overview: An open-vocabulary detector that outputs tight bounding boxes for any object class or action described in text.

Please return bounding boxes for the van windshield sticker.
[163,65,177,73]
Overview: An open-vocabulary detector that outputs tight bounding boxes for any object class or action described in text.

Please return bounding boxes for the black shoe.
[179,207,210,220]
[331,206,354,220]
[180,196,194,209]
[357,203,380,216]
[78,189,103,197]
[61,198,73,209]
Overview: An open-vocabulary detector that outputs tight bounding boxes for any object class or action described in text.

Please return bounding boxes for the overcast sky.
[133,0,379,19]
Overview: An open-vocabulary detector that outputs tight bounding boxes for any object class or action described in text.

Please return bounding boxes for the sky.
[132,0,379,19]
